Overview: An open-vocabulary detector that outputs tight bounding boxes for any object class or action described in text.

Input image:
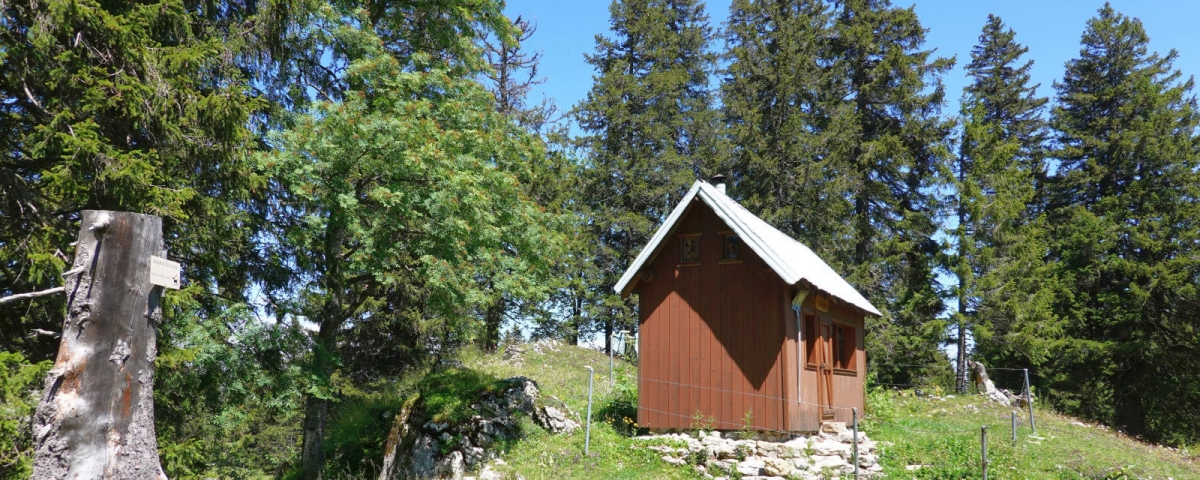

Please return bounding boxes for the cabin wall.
[795,296,866,431]
[635,202,793,432]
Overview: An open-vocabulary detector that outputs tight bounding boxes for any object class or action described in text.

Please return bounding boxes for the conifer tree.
[575,0,721,351]
[947,15,1055,393]
[1047,4,1200,442]
[722,0,850,259]
[723,0,954,383]
[824,0,955,383]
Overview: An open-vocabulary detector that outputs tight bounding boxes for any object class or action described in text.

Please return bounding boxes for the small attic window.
[679,234,700,266]
[720,231,742,263]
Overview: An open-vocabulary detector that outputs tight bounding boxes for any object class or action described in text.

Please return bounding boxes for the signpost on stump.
[29,211,178,480]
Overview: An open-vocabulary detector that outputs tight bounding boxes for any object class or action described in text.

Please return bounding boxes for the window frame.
[677,233,701,267]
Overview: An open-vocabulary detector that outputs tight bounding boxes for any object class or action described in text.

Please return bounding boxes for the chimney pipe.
[711,174,727,194]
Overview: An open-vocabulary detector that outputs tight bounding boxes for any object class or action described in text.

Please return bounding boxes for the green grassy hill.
[438,342,1198,479]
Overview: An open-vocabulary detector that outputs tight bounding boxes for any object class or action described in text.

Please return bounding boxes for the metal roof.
[613,181,881,316]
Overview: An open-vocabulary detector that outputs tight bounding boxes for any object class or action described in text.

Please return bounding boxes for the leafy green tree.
[575,0,722,351]
[259,20,560,478]
[947,15,1056,393]
[1046,4,1200,443]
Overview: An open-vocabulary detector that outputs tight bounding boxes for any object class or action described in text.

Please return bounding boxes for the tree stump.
[31,211,168,480]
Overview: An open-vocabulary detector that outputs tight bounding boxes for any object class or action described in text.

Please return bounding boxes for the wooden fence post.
[31,211,170,480]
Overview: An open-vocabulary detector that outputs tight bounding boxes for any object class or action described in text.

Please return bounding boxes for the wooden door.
[817,319,835,420]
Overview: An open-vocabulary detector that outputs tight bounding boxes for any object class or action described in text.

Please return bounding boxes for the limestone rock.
[534,405,580,434]
[762,457,794,477]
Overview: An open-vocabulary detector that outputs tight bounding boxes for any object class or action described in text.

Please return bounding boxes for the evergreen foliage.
[947,15,1058,393]
[723,0,955,384]
[575,0,722,351]
[1045,4,1200,443]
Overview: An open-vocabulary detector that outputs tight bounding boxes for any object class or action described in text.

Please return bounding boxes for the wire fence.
[576,360,1039,479]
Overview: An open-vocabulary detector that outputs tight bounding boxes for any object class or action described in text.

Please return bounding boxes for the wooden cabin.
[614,178,881,433]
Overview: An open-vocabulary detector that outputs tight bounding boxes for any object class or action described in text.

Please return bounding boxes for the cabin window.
[834,324,856,372]
[679,234,700,266]
[804,314,818,366]
[722,234,741,260]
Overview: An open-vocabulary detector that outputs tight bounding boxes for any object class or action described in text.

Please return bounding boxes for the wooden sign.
[815,294,829,312]
[149,256,181,289]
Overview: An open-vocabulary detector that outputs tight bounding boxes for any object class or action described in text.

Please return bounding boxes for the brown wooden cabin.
[614,179,881,433]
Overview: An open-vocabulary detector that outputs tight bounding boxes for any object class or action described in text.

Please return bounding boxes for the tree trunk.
[301,208,347,480]
[31,211,167,480]
[483,293,504,353]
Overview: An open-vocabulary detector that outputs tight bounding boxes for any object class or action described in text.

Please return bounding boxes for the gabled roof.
[614,181,881,316]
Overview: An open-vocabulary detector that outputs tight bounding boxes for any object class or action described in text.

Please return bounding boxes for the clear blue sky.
[503,0,1200,118]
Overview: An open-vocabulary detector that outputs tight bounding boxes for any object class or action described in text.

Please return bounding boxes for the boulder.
[534,405,580,434]
[736,457,765,476]
[762,457,794,477]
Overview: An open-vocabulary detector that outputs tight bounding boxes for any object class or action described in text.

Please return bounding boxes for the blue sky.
[501,0,1200,359]
[503,0,1200,119]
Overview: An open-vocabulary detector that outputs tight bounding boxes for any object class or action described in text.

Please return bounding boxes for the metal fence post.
[1024,368,1036,435]
[852,408,859,479]
[981,425,989,480]
[1011,411,1017,447]
[585,366,594,455]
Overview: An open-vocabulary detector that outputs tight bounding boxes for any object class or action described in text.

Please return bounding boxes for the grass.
[866,390,1199,479]
[340,342,1198,480]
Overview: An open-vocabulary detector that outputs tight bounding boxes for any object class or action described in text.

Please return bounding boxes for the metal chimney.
[711,174,727,194]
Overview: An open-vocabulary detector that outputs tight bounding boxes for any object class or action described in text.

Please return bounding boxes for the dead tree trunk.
[31,211,168,480]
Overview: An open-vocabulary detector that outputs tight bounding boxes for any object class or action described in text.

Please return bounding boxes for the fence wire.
[583,363,1040,478]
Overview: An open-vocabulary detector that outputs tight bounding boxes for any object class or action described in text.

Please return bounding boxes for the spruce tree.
[1047,4,1200,442]
[947,15,1055,393]
[575,0,721,352]
[722,0,851,260]
[723,0,954,384]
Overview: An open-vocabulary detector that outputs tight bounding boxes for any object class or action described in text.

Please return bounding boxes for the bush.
[0,352,51,480]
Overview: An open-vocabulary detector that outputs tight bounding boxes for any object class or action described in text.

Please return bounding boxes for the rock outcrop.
[403,377,578,480]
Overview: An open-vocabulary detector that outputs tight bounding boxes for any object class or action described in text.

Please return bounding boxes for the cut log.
[31,211,168,480]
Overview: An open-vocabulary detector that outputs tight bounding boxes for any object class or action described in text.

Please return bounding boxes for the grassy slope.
[457,343,1196,480]
[461,343,700,480]
[869,392,1198,479]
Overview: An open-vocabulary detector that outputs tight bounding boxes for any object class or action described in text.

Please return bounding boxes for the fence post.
[1024,368,1036,435]
[981,425,989,480]
[852,408,859,479]
[1011,411,1017,447]
[585,366,595,455]
[609,333,614,389]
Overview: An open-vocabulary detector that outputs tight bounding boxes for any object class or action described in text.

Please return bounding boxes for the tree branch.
[0,286,65,305]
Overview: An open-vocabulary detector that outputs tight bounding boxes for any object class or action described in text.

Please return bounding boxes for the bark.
[31,211,167,480]
[300,207,347,480]
[483,293,504,353]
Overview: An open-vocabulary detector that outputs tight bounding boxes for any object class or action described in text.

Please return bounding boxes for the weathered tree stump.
[31,211,168,480]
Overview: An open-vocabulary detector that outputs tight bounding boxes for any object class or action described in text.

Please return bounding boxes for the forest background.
[1,0,1198,478]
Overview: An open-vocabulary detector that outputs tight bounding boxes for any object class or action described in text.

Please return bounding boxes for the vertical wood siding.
[635,202,867,432]
[636,203,791,431]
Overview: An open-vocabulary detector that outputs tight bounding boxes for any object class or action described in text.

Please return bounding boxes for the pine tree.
[575,0,721,352]
[825,0,955,384]
[1047,4,1200,443]
[723,0,953,383]
[0,0,267,361]
[722,0,851,259]
[947,15,1055,393]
